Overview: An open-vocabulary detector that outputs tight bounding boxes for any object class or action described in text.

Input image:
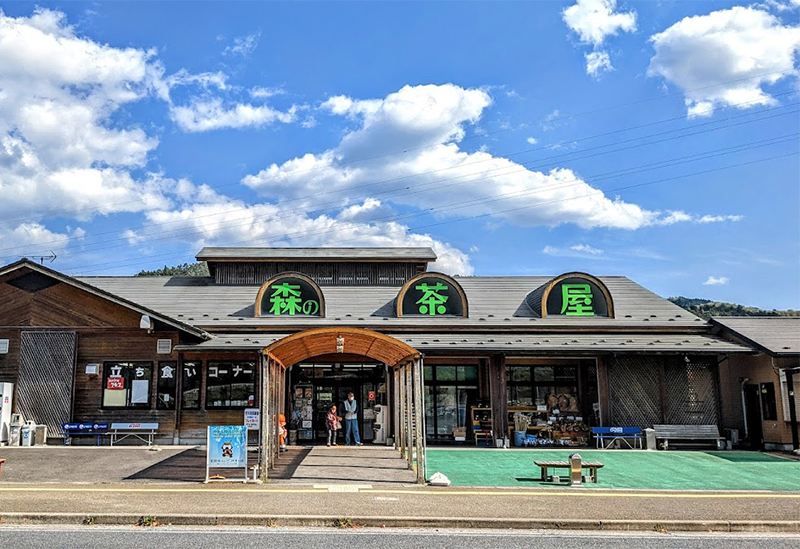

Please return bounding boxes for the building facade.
[1,247,796,467]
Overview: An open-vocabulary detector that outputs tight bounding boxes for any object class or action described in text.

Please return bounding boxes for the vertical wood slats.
[215,261,419,286]
[18,331,76,438]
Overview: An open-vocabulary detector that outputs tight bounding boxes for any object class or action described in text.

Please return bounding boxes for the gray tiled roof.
[196,247,437,261]
[76,275,705,330]
[174,332,749,354]
[711,317,800,357]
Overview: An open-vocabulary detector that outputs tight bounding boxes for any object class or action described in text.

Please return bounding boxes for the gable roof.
[0,259,209,339]
[711,317,800,357]
[77,274,705,331]
[196,247,437,262]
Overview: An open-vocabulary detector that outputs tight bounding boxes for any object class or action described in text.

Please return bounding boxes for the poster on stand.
[206,425,248,483]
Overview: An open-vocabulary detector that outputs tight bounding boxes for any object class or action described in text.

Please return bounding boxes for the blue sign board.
[207,425,247,469]
[63,422,109,432]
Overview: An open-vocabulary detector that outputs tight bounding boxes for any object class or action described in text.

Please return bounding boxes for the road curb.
[1,513,800,533]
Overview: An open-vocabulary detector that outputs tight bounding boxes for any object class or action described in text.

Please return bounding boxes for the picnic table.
[534,459,604,483]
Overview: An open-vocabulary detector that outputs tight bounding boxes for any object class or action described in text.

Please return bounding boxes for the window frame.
[424,364,479,439]
[205,360,257,409]
[181,360,203,410]
[760,382,778,421]
[505,364,580,408]
[156,361,177,410]
[101,361,153,409]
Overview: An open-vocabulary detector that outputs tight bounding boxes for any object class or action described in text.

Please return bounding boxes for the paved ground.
[273,445,417,485]
[1,526,799,549]
[427,449,800,490]
[0,444,415,485]
[0,483,798,523]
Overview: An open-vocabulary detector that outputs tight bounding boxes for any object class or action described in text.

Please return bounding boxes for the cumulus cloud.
[655,211,743,226]
[703,275,730,286]
[0,7,172,231]
[169,98,298,132]
[648,6,800,117]
[124,183,473,275]
[585,50,613,77]
[563,0,636,76]
[243,84,668,231]
[526,136,538,145]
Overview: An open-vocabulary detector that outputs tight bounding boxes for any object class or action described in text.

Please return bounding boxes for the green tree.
[668,296,799,320]
[136,262,210,277]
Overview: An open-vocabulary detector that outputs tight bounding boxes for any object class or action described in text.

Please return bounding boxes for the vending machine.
[0,383,14,445]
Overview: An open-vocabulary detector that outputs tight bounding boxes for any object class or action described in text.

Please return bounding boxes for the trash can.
[645,428,657,450]
[21,420,36,446]
[35,424,48,446]
[514,431,526,447]
[9,413,23,446]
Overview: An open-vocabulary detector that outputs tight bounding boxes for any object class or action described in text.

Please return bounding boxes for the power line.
[5,100,796,258]
[64,149,798,274]
[5,75,797,226]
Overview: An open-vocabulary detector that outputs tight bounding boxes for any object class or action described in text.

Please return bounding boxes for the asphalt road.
[0,526,799,549]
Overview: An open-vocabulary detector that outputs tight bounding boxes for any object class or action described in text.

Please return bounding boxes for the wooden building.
[2,246,791,478]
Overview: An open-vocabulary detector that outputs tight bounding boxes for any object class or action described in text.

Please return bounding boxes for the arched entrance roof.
[263,327,420,368]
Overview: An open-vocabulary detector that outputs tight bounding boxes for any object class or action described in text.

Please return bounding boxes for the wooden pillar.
[597,356,610,426]
[489,353,507,444]
[405,361,413,469]
[413,356,426,483]
[393,368,401,451]
[259,354,271,482]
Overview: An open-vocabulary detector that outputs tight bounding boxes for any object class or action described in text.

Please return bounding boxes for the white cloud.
[169,98,297,132]
[543,244,605,258]
[125,184,473,275]
[570,243,603,255]
[697,214,744,224]
[563,0,636,76]
[249,86,284,99]
[585,50,613,77]
[243,84,665,231]
[703,275,730,286]
[526,136,538,145]
[223,31,261,57]
[0,8,172,231]
[655,211,743,226]
[648,6,800,117]
[563,0,637,46]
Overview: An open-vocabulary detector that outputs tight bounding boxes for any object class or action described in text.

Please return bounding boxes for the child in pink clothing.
[326,405,342,446]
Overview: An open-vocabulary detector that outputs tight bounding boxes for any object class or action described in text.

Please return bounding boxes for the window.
[102,362,152,408]
[506,364,580,412]
[156,362,177,410]
[206,361,256,408]
[423,365,478,438]
[181,361,202,409]
[780,370,800,422]
[761,382,778,421]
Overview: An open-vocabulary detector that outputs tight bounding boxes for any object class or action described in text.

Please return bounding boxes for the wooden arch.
[254,272,326,317]
[539,271,615,318]
[396,271,469,317]
[263,327,420,368]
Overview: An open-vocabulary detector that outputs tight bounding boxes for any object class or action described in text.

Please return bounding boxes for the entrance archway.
[259,328,426,483]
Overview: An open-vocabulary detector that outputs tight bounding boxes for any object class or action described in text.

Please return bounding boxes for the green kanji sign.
[545,277,609,317]
[260,276,322,317]
[400,276,464,316]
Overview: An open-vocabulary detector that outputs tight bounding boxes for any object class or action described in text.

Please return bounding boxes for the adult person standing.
[343,392,362,446]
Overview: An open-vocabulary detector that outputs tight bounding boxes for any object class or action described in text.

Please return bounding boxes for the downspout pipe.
[740,377,750,440]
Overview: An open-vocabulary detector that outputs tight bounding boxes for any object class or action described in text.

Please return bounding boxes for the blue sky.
[0,1,798,309]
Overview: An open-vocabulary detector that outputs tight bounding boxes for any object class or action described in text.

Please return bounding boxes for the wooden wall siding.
[72,329,181,433]
[0,330,21,386]
[607,355,663,429]
[0,273,143,328]
[214,261,420,286]
[18,331,76,437]
[663,357,719,425]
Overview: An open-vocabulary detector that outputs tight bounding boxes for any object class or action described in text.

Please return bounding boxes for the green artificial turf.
[425,449,800,491]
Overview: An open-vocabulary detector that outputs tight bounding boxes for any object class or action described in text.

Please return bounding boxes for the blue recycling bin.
[514,431,526,447]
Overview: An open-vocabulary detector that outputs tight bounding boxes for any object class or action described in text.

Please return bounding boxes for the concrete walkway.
[273,445,417,486]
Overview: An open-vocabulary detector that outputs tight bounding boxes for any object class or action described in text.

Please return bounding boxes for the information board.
[205,425,248,483]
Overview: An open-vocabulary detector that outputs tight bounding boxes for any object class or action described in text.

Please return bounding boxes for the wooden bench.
[109,422,159,446]
[534,459,604,483]
[592,426,642,449]
[653,424,725,450]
